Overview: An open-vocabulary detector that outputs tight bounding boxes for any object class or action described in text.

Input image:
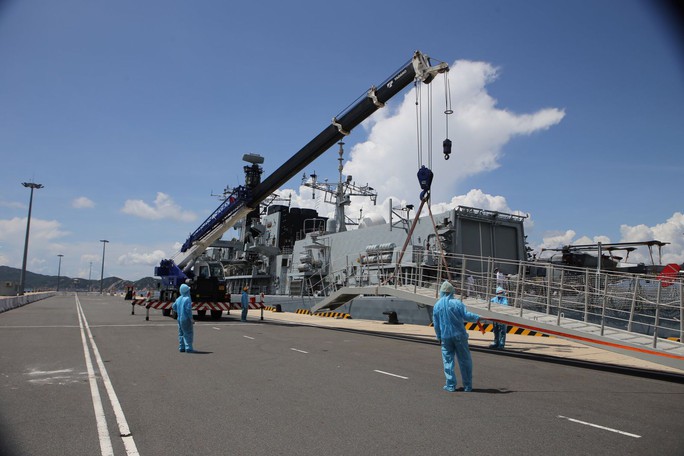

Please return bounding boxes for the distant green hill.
[0,265,158,292]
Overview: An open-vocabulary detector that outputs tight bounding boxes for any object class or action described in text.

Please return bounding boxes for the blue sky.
[1,0,682,281]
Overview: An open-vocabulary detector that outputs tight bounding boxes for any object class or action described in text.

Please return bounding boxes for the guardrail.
[297,251,683,344]
[0,292,57,313]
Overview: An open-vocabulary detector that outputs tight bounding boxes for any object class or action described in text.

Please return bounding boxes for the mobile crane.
[153,51,449,319]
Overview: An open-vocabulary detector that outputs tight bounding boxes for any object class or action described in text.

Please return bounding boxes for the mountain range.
[0,265,158,292]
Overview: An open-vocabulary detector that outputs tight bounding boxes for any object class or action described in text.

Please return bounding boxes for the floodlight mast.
[18,182,43,296]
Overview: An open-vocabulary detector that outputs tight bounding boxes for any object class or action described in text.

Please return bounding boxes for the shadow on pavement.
[470,388,513,394]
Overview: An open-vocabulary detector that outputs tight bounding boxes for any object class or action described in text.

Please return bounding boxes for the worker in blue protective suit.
[240,286,249,322]
[490,286,509,349]
[433,281,481,392]
[172,283,194,353]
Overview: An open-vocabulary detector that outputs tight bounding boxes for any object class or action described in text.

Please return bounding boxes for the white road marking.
[0,325,81,329]
[373,369,409,380]
[76,297,114,456]
[77,296,141,455]
[243,336,255,340]
[212,327,221,330]
[290,348,308,354]
[557,415,641,438]
[27,368,74,376]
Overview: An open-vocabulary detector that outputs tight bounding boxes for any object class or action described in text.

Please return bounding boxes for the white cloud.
[533,212,684,265]
[620,212,684,265]
[0,200,25,210]
[538,230,577,251]
[0,217,25,242]
[118,249,167,266]
[121,192,197,222]
[344,60,565,205]
[72,196,95,209]
[274,60,562,235]
[0,217,70,270]
[0,217,69,242]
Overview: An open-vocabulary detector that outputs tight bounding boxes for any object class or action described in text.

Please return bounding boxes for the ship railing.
[315,250,683,345]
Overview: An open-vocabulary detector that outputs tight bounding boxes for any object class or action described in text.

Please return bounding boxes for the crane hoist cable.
[416,69,455,201]
[415,80,433,202]
[443,71,453,160]
[385,70,455,288]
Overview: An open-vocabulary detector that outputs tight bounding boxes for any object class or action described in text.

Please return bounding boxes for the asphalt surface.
[1,294,683,455]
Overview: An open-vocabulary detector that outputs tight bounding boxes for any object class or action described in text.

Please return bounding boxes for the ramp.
[312,284,684,371]
[311,288,374,312]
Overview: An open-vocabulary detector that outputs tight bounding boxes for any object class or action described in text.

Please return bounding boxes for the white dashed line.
[557,415,641,438]
[290,348,308,354]
[243,336,255,340]
[373,369,409,380]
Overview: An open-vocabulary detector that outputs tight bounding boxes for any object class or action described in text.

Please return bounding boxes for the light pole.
[56,254,64,291]
[18,181,43,296]
[99,240,109,294]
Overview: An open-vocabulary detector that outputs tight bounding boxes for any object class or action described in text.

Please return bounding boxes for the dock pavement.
[255,308,684,377]
[3,293,682,377]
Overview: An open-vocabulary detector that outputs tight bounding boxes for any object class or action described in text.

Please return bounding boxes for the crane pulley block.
[417,165,433,201]
[443,138,452,160]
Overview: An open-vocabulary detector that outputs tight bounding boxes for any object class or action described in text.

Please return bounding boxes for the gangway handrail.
[296,248,684,369]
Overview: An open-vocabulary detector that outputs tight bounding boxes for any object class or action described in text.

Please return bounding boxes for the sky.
[0,0,682,281]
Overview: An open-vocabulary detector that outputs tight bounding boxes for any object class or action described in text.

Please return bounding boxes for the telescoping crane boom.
[154,51,449,311]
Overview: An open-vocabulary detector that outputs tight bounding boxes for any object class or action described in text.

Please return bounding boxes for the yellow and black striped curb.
[314,311,352,319]
[295,309,351,319]
[428,322,551,338]
[466,322,551,338]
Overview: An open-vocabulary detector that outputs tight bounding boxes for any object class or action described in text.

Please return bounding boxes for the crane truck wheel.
[210,310,222,320]
[162,308,171,317]
[196,309,207,319]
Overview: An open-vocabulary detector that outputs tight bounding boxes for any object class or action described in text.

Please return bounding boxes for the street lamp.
[56,254,64,292]
[18,181,43,296]
[99,240,109,294]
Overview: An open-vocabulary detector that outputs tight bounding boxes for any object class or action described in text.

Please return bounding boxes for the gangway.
[310,271,684,372]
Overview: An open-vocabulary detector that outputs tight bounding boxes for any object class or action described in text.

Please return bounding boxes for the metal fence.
[302,251,683,344]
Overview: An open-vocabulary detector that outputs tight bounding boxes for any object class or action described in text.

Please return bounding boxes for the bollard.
[382,311,401,325]
[146,305,150,321]
[131,303,135,315]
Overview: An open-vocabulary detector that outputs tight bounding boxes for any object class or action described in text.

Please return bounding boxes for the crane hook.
[443,138,452,160]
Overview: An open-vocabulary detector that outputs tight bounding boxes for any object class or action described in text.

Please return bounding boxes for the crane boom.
[160,50,448,278]
[247,51,448,207]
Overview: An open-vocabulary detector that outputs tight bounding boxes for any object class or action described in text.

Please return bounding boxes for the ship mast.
[302,141,377,233]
